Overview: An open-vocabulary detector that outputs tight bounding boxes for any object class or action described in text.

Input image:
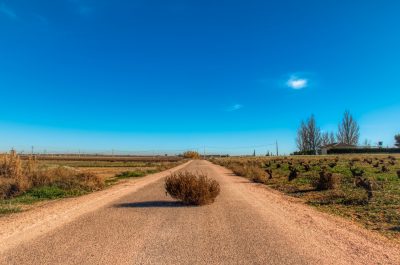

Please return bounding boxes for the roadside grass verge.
[0,151,185,216]
[0,204,21,215]
[212,155,400,240]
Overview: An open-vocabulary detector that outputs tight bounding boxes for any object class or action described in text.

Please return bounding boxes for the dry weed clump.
[0,178,19,199]
[288,166,298,181]
[246,166,266,183]
[354,176,373,200]
[313,170,340,191]
[165,171,220,205]
[182,151,201,159]
[265,168,273,179]
[229,163,248,177]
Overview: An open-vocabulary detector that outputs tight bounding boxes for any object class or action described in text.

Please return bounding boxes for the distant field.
[212,154,400,240]
[19,155,182,162]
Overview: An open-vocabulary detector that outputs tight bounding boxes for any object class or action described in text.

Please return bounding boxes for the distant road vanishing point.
[1,160,399,265]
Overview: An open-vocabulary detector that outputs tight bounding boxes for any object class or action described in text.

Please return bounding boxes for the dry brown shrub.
[313,171,340,190]
[182,151,200,159]
[246,166,266,183]
[165,171,220,205]
[265,168,273,179]
[230,163,248,176]
[0,150,31,195]
[0,178,19,199]
[288,166,298,181]
[354,177,373,200]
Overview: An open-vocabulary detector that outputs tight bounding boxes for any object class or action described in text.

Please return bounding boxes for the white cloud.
[286,76,308,90]
[226,104,243,112]
[0,3,17,19]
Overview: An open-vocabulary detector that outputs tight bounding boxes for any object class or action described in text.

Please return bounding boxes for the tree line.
[296,110,360,153]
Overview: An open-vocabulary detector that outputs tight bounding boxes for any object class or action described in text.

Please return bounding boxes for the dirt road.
[1,160,399,264]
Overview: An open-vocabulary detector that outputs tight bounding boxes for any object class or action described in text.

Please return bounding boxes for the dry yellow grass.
[0,151,104,199]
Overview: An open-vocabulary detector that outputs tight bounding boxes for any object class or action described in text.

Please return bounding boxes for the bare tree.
[321,131,336,146]
[337,110,359,145]
[307,115,322,152]
[321,132,330,146]
[296,115,321,153]
[296,121,308,151]
[329,132,336,144]
[395,134,400,148]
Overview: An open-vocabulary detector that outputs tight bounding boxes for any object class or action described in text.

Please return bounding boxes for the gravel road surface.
[1,160,399,264]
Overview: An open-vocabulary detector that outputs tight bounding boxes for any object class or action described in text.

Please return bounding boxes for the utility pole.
[31,146,34,155]
[275,140,279,156]
[203,146,206,159]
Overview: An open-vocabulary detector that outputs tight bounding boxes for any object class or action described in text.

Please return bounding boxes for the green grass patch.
[115,169,158,179]
[4,186,88,206]
[105,169,159,187]
[0,205,21,215]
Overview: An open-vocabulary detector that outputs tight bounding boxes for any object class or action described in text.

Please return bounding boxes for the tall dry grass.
[0,150,104,199]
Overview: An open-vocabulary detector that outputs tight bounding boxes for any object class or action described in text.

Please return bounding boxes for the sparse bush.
[182,151,200,159]
[265,168,273,179]
[288,166,298,181]
[0,150,31,196]
[313,171,339,190]
[246,166,266,183]
[0,178,19,199]
[363,158,372,164]
[350,167,364,177]
[165,171,220,205]
[230,163,248,176]
[328,162,337,168]
[354,177,373,200]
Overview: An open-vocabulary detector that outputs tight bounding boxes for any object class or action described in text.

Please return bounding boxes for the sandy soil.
[1,160,399,264]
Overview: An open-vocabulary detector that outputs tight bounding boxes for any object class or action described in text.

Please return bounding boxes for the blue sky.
[1,0,399,155]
